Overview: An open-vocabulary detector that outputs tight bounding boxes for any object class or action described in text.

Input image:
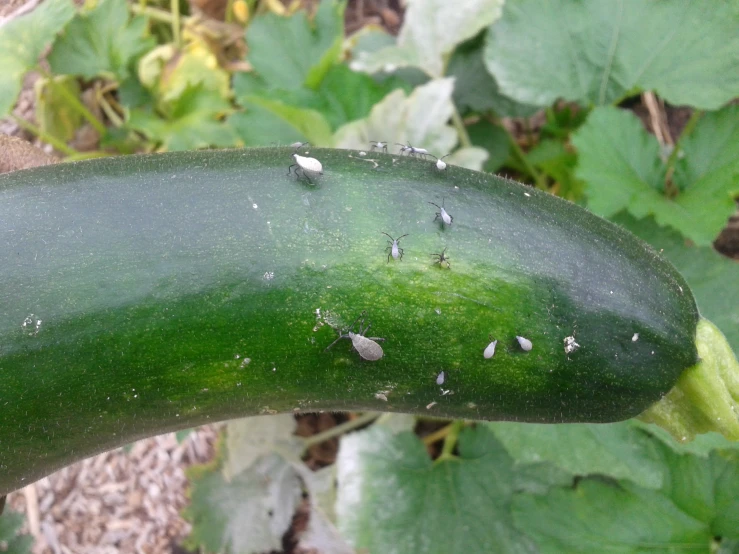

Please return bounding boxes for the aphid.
[396,142,430,158]
[381,232,408,262]
[516,336,533,351]
[325,311,385,361]
[564,335,580,354]
[484,339,498,359]
[434,154,451,171]
[428,199,453,226]
[288,153,323,184]
[370,141,388,153]
[436,371,445,385]
[430,247,451,268]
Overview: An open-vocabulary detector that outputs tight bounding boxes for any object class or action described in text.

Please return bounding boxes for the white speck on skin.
[240,358,251,368]
[564,336,580,354]
[435,308,441,315]
[375,392,388,401]
[252,203,258,209]
[524,192,531,197]
[632,333,639,342]
[359,151,366,156]
[263,271,275,281]
[426,401,437,410]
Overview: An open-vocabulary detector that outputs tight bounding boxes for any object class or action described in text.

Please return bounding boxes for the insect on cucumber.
[325,311,385,361]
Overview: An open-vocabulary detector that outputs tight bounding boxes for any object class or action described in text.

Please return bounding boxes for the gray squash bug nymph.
[396,142,430,158]
[381,232,408,262]
[430,247,451,268]
[484,338,498,359]
[429,199,453,226]
[433,154,451,171]
[516,336,533,351]
[325,311,385,361]
[370,141,388,153]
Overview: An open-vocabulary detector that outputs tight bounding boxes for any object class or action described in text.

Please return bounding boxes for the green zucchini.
[0,147,702,494]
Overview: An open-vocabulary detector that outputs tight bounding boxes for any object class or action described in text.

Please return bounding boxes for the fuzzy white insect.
[429,199,453,226]
[564,335,580,354]
[370,141,388,153]
[632,333,639,342]
[484,339,498,359]
[396,142,430,158]
[381,232,408,262]
[516,336,533,351]
[288,153,323,183]
[325,311,385,361]
[436,371,445,385]
[434,154,451,171]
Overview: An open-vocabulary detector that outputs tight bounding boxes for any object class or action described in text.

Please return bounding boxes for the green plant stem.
[11,116,78,157]
[301,411,380,452]
[437,420,464,462]
[225,0,235,23]
[451,107,472,149]
[504,126,547,189]
[171,0,182,47]
[40,71,107,136]
[665,109,703,174]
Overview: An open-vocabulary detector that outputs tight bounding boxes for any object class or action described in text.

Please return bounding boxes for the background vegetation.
[1,0,738,552]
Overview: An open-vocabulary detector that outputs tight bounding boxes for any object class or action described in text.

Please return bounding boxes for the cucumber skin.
[0,148,698,494]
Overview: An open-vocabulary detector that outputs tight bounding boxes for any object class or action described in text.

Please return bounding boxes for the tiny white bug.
[516,336,533,351]
[381,232,408,262]
[370,141,388,153]
[484,339,498,359]
[288,153,323,183]
[325,311,385,361]
[632,333,639,342]
[564,335,580,354]
[434,154,451,171]
[396,142,430,158]
[429,199,453,226]
[436,371,445,385]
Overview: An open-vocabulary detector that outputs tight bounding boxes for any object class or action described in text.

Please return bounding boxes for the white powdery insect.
[436,371,445,385]
[293,153,323,174]
[564,336,580,354]
[484,339,498,359]
[381,232,408,263]
[516,336,533,351]
[434,154,450,171]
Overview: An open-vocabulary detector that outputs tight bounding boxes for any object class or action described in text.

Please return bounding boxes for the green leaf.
[245,0,345,90]
[513,477,711,553]
[34,76,82,142]
[242,96,334,146]
[573,106,739,246]
[488,420,668,489]
[447,37,538,118]
[466,120,509,173]
[334,78,489,170]
[184,452,303,554]
[484,0,739,109]
[0,509,33,554]
[0,0,76,118]
[612,213,739,355]
[512,435,739,552]
[351,0,504,78]
[48,0,154,81]
[128,85,239,151]
[336,424,538,554]
[228,107,306,147]
[525,139,585,201]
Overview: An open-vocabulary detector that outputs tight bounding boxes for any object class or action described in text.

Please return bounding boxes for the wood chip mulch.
[6,425,220,554]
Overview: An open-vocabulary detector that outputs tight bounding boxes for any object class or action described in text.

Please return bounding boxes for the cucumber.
[0,147,700,495]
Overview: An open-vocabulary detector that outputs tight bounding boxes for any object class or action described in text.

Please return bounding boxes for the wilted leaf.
[351,0,504,78]
[613,213,739,354]
[184,453,303,554]
[0,0,75,117]
[245,0,345,90]
[573,106,739,246]
[48,0,154,81]
[484,0,739,109]
[34,76,82,142]
[334,78,487,170]
[336,424,538,554]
